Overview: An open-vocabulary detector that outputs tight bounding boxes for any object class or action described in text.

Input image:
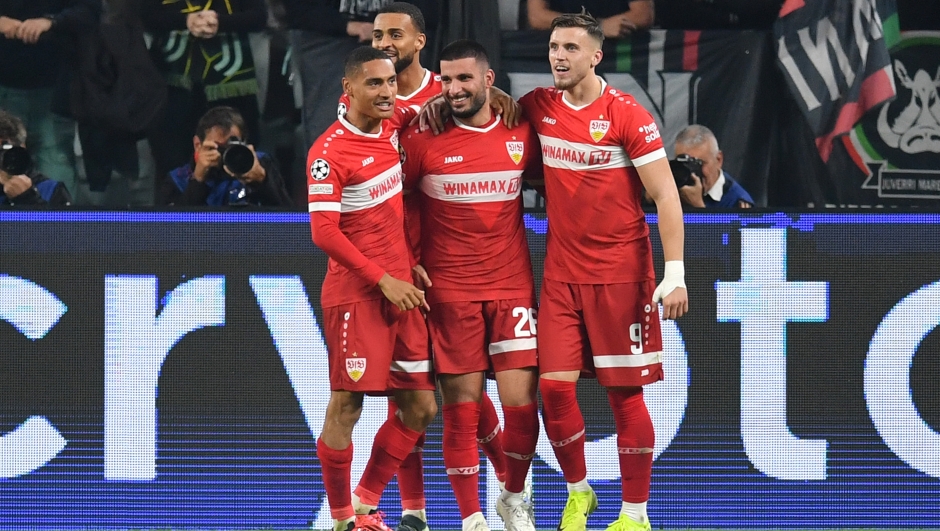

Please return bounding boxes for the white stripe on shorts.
[592,352,662,369]
[488,337,537,355]
[390,360,431,373]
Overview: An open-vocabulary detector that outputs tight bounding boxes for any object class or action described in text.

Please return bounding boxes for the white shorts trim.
[592,351,662,369]
[390,360,432,373]
[488,337,538,355]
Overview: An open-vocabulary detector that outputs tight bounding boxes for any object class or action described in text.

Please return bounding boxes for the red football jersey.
[338,69,443,262]
[337,69,442,118]
[307,106,417,308]
[400,115,540,304]
[519,81,666,284]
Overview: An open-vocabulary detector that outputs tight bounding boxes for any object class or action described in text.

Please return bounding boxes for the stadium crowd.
[5,0,933,208]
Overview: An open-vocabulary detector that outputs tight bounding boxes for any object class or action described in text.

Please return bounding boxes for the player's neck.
[457,101,494,128]
[564,74,603,107]
[397,64,426,98]
[343,109,383,134]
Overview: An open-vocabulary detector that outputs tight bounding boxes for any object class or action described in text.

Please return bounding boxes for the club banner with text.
[1,212,939,529]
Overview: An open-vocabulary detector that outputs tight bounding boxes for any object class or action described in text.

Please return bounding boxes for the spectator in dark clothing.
[283,0,440,147]
[527,0,654,37]
[897,0,940,31]
[159,106,291,207]
[0,107,72,206]
[143,0,268,203]
[0,0,98,196]
[673,124,753,209]
[655,0,783,30]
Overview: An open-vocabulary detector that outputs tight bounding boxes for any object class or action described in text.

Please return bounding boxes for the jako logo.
[542,116,557,125]
[444,155,463,164]
[361,156,375,167]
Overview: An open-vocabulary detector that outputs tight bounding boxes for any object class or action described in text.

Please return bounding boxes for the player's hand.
[378,273,429,311]
[413,94,450,135]
[411,265,432,291]
[488,87,521,129]
[678,173,706,209]
[16,18,52,44]
[653,261,688,320]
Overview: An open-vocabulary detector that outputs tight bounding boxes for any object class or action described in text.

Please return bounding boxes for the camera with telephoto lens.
[217,137,255,176]
[668,154,704,188]
[0,142,32,176]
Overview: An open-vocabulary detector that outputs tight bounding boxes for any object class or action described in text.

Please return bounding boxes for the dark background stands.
[0,0,99,193]
[143,0,268,203]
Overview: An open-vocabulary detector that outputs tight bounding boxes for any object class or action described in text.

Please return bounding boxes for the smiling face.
[548,26,603,91]
[440,56,493,120]
[372,12,425,74]
[343,57,398,121]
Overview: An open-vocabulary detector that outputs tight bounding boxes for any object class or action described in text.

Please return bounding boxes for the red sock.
[354,414,422,507]
[444,401,482,519]
[317,438,354,520]
[477,393,508,482]
[501,402,539,493]
[539,379,587,483]
[608,387,654,503]
[389,401,426,510]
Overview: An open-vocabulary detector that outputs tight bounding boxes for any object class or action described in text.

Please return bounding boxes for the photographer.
[0,108,72,206]
[672,124,753,209]
[159,106,292,207]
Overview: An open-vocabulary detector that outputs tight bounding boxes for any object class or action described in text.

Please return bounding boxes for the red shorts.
[323,299,435,393]
[538,279,663,387]
[428,298,539,375]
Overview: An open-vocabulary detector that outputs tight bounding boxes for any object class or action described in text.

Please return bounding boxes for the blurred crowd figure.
[0,0,936,207]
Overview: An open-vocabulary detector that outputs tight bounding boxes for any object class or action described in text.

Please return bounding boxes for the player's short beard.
[394,52,415,74]
[449,90,487,119]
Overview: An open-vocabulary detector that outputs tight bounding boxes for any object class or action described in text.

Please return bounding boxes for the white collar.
[398,69,431,101]
[562,77,607,110]
[339,114,382,138]
[453,114,501,133]
[705,170,726,202]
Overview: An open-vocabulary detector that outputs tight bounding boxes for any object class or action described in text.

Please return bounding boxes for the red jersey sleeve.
[518,89,540,121]
[616,97,666,167]
[398,128,427,264]
[307,150,386,285]
[390,104,419,130]
[519,123,544,195]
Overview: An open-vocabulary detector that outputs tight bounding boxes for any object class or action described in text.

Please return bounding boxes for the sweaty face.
[440,57,491,120]
[372,13,424,74]
[675,141,722,190]
[549,27,601,91]
[345,58,398,120]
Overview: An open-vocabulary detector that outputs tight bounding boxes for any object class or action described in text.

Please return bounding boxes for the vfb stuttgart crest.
[506,141,524,165]
[346,358,366,382]
[589,120,610,142]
